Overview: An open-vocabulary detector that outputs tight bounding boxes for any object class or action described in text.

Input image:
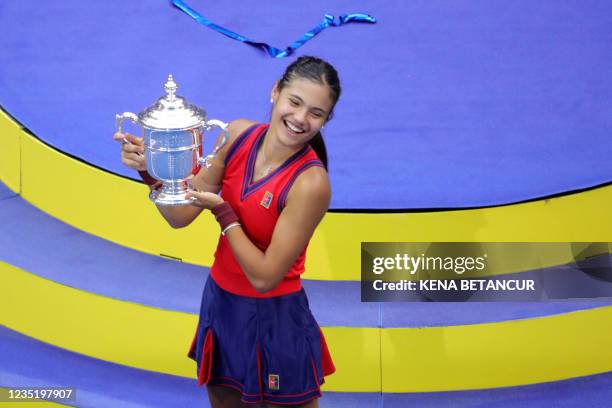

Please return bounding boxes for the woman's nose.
[294,108,308,124]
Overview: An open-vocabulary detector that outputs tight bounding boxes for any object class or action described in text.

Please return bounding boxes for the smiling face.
[270,78,334,148]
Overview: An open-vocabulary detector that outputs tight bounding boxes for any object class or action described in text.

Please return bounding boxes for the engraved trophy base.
[149,180,195,206]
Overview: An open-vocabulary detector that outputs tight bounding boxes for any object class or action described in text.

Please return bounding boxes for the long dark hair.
[276,56,341,170]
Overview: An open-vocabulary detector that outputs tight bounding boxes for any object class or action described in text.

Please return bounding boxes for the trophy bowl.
[116,75,228,205]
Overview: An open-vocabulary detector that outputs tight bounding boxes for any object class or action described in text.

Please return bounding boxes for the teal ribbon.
[171,0,376,58]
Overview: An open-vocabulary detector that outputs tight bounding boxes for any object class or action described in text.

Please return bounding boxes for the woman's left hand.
[185,190,224,210]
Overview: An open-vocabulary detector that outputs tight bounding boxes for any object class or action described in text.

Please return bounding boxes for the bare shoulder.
[286,165,331,209]
[228,118,257,138]
[213,118,258,162]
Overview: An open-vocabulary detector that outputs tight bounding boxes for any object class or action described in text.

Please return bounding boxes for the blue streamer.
[171,0,376,58]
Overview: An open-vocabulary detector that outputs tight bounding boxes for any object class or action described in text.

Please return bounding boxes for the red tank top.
[210,124,324,297]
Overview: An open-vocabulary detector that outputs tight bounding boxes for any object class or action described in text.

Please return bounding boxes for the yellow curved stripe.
[0,261,379,392]
[3,260,611,392]
[0,397,66,408]
[0,403,65,407]
[382,307,612,392]
[2,112,612,281]
[0,110,21,193]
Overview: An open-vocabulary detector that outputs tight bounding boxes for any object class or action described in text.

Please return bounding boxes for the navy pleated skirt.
[188,276,335,405]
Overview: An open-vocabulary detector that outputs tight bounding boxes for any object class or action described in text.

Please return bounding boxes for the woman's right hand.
[113,132,146,171]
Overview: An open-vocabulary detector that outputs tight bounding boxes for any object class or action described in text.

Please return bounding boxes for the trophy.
[116,75,228,205]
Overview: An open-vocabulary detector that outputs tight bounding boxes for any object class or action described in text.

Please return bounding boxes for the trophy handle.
[115,112,140,143]
[199,119,229,169]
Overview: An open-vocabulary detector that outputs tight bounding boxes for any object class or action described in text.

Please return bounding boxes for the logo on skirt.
[260,191,273,209]
[268,374,280,391]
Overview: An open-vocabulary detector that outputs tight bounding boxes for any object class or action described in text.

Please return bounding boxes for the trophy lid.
[138,75,207,130]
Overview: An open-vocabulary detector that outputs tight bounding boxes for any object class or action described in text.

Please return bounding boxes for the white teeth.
[285,120,305,133]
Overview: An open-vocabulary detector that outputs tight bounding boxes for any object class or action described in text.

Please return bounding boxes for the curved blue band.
[171,0,376,58]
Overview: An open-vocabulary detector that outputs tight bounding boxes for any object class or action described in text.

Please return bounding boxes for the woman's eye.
[311,112,323,118]
[289,99,299,106]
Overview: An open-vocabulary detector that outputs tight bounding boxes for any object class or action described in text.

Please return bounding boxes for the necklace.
[258,135,280,178]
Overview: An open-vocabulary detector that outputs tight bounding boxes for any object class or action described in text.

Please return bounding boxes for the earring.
[270,98,273,103]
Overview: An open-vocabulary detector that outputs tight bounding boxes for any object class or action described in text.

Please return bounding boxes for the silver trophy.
[116,75,228,205]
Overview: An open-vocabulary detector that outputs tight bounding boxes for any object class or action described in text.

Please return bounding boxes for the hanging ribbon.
[171,0,376,58]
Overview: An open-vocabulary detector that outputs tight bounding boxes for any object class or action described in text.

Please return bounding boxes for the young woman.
[114,56,340,407]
